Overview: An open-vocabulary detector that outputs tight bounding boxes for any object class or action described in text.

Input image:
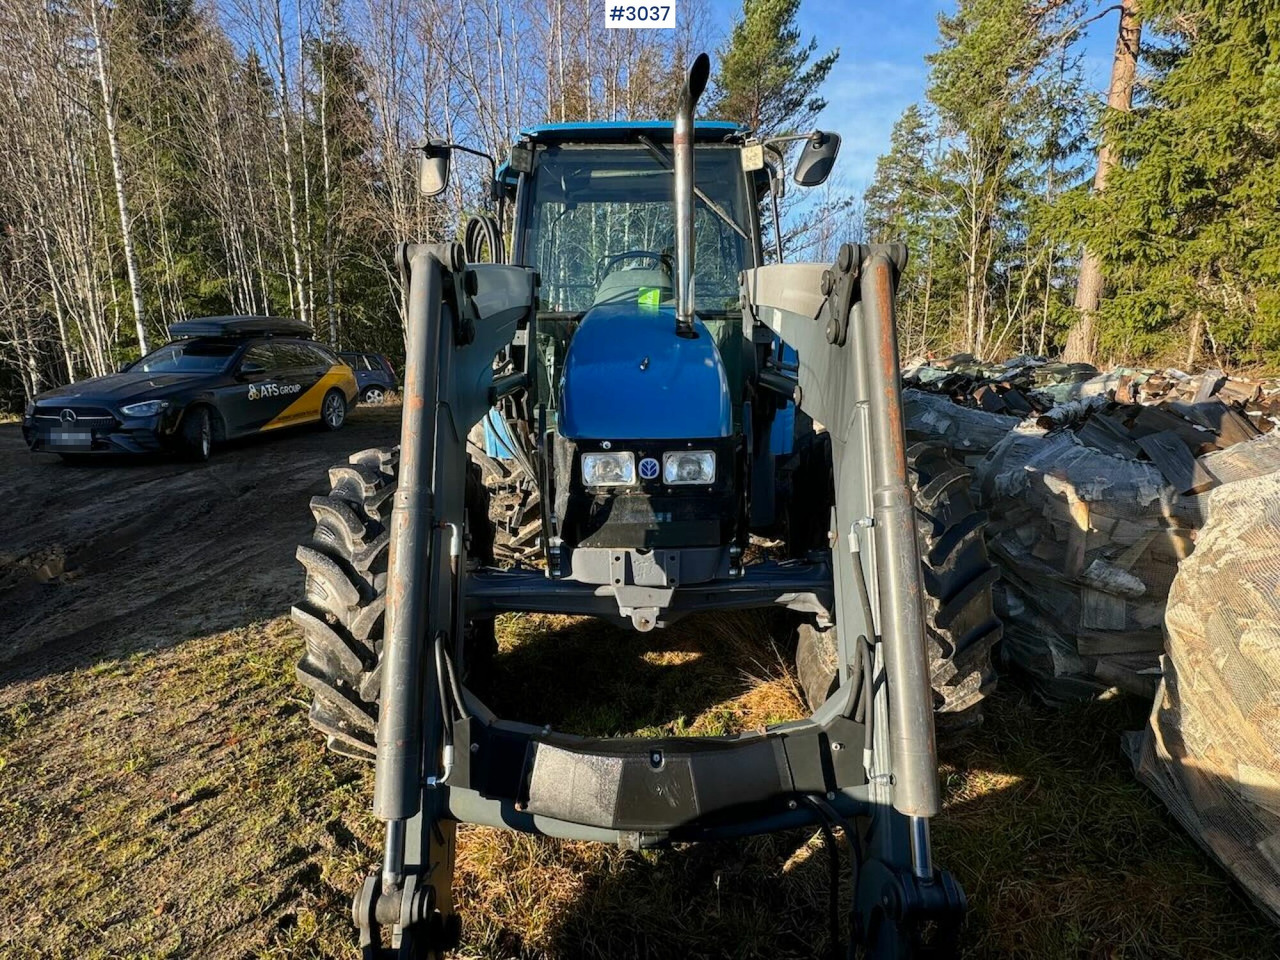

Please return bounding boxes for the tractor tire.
[293,446,495,759]
[788,434,1000,736]
[907,440,1001,735]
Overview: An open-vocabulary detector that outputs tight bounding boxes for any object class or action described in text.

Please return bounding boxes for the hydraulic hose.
[464,214,505,265]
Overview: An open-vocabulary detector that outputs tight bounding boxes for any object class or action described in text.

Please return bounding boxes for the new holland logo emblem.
[246,384,259,400]
[638,457,659,480]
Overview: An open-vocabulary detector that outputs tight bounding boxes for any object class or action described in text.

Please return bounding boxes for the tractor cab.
[492,122,767,586]
[500,121,764,414]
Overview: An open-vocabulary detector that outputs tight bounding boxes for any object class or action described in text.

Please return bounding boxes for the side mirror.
[793,131,841,187]
[418,138,452,197]
[239,361,265,377]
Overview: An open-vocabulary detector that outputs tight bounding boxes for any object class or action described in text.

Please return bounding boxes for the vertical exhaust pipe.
[674,53,710,338]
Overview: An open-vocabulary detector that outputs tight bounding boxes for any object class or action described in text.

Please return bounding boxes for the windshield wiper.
[636,135,750,242]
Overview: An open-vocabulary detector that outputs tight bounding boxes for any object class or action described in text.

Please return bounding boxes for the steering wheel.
[596,250,670,283]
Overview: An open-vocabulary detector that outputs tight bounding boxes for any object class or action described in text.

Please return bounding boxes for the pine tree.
[864,104,948,354]
[708,0,838,136]
[865,104,933,246]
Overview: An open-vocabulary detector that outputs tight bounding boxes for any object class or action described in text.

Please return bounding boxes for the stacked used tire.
[973,429,1280,702]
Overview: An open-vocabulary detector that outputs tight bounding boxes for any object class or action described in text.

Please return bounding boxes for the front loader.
[293,53,988,957]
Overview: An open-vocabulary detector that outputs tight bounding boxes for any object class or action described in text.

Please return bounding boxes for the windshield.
[134,341,238,374]
[523,144,754,313]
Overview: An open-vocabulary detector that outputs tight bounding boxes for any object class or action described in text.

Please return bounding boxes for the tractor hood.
[559,303,732,440]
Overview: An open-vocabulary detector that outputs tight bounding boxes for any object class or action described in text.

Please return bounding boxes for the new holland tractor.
[293,54,998,957]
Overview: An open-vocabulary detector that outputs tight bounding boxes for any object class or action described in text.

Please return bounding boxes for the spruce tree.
[1072,0,1280,366]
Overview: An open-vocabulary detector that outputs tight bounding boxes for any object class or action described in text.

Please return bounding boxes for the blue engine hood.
[559,303,732,440]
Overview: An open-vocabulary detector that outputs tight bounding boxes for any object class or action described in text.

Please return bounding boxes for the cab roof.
[168,316,313,340]
[519,120,747,144]
[497,120,749,186]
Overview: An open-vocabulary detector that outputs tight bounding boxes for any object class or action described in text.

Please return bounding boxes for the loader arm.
[743,244,965,953]
[350,241,964,958]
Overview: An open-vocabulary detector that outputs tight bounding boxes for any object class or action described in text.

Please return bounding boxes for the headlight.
[663,450,715,485]
[581,451,636,487]
[120,400,171,417]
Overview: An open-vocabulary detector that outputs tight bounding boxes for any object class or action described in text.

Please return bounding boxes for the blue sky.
[705,0,1120,190]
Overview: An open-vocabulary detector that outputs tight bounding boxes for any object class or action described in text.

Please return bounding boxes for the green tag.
[638,287,661,309]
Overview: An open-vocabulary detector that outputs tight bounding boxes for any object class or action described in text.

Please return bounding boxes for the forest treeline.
[0,0,1277,407]
[864,0,1280,371]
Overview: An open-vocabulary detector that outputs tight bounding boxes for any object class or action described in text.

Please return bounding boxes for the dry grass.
[1,611,1277,959]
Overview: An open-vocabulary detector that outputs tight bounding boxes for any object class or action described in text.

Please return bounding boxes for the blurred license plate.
[50,429,92,447]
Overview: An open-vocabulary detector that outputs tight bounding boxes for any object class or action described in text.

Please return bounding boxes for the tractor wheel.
[789,435,1000,736]
[292,446,496,759]
[906,441,1001,734]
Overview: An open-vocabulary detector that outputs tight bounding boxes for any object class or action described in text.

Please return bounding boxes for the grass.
[1,613,1276,959]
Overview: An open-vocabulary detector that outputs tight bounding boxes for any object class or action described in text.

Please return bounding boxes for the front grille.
[34,405,118,428]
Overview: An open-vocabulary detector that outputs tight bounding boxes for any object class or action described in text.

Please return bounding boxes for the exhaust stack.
[674,53,710,337]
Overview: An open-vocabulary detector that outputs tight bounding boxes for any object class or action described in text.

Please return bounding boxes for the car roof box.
[168,315,313,339]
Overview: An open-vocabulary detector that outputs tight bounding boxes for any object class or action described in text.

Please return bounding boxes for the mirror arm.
[440,141,504,229]
[761,130,823,151]
[450,142,498,182]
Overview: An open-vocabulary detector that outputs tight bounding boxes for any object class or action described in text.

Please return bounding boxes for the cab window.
[523,144,753,314]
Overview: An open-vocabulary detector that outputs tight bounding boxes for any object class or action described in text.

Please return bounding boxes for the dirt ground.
[2,405,1278,959]
[1,404,402,677]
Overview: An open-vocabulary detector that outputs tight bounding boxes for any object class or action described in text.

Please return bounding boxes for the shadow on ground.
[453,622,1280,960]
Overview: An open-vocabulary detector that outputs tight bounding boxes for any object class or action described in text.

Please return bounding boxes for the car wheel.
[362,386,385,405]
[180,407,213,462]
[321,389,347,431]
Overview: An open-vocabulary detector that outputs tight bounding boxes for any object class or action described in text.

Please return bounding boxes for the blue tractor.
[294,54,997,957]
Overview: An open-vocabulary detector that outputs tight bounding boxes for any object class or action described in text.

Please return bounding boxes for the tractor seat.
[592,267,673,306]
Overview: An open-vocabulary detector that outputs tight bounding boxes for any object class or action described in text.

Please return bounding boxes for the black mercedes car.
[23,316,359,461]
